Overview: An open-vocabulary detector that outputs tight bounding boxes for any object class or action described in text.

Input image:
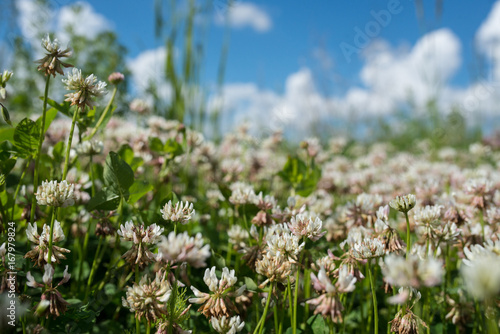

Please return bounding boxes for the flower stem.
[254,283,273,334]
[30,75,51,224]
[62,106,80,180]
[86,86,118,140]
[287,276,293,325]
[84,235,104,302]
[135,263,140,334]
[404,211,411,259]
[367,260,378,334]
[46,207,58,265]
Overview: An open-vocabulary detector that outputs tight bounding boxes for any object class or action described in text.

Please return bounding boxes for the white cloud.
[57,2,112,43]
[214,1,272,32]
[127,47,172,102]
[16,0,112,47]
[477,0,500,80]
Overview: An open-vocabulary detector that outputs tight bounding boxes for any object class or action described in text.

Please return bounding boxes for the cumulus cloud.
[476,0,500,79]
[57,2,112,42]
[214,1,272,32]
[127,47,172,102]
[16,0,112,47]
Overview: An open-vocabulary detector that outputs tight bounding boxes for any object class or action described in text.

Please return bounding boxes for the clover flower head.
[25,221,70,267]
[36,35,73,77]
[117,222,164,268]
[122,270,172,322]
[156,232,210,268]
[75,140,103,156]
[35,180,75,207]
[189,266,245,319]
[161,201,195,224]
[108,72,125,85]
[351,237,385,259]
[288,213,326,241]
[255,252,295,287]
[265,227,304,262]
[211,315,245,334]
[62,68,107,110]
[389,194,416,213]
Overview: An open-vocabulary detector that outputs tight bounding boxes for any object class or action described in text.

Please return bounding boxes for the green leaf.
[103,151,134,197]
[13,118,40,157]
[52,141,65,165]
[211,250,225,268]
[243,277,258,292]
[164,138,184,158]
[118,144,143,172]
[1,103,12,126]
[0,158,16,175]
[128,180,153,204]
[0,127,14,143]
[149,136,164,153]
[278,156,321,197]
[45,97,72,117]
[87,187,121,211]
[36,107,58,133]
[307,314,328,334]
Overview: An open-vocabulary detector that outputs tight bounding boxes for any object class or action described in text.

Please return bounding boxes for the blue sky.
[9,0,500,134]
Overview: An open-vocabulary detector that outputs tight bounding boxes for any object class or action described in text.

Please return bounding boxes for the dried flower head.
[25,221,70,267]
[117,221,164,269]
[35,180,75,207]
[189,267,245,319]
[161,201,195,224]
[390,308,427,334]
[36,35,72,77]
[390,194,416,213]
[62,68,107,110]
[27,264,71,318]
[122,270,172,322]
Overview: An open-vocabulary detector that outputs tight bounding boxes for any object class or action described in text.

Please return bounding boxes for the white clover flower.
[389,194,416,213]
[62,68,107,110]
[381,253,443,289]
[161,201,195,224]
[255,252,295,286]
[117,222,164,268]
[336,265,357,293]
[156,232,210,268]
[36,35,72,77]
[75,140,103,156]
[25,221,69,267]
[211,315,245,334]
[266,228,304,262]
[413,205,443,227]
[288,213,326,241]
[351,237,385,259]
[227,225,249,249]
[189,266,245,319]
[122,270,172,322]
[228,182,257,205]
[130,98,150,114]
[35,180,75,207]
[461,250,500,300]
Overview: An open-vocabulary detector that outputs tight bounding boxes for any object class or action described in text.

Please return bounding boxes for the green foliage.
[278,155,322,197]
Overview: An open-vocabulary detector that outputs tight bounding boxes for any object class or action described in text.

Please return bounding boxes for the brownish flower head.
[36,35,73,77]
[390,308,427,334]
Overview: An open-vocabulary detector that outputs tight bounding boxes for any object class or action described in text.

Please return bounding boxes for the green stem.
[367,261,378,334]
[30,75,51,225]
[254,283,273,334]
[146,321,151,334]
[136,263,140,334]
[404,212,411,259]
[46,207,57,265]
[62,106,80,180]
[11,159,29,221]
[274,303,279,334]
[86,86,118,140]
[287,276,293,324]
[293,265,300,334]
[84,236,104,302]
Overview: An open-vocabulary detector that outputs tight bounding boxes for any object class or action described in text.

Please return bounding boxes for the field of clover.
[0,35,499,334]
